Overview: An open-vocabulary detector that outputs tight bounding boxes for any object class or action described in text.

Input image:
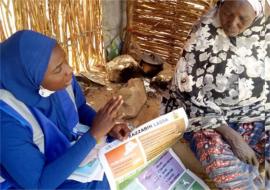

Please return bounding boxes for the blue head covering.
[0,30,78,162]
[0,30,56,106]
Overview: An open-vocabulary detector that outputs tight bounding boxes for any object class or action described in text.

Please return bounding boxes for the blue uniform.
[0,30,110,189]
[1,80,109,189]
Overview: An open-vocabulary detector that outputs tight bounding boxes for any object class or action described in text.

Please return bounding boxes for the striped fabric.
[185,122,269,189]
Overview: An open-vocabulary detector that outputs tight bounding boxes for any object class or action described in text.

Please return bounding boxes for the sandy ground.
[84,80,216,189]
[85,82,161,127]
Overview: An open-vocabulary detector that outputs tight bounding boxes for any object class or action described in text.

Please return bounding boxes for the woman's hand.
[109,122,131,141]
[228,133,259,167]
[215,124,259,167]
[90,96,123,141]
[266,161,270,180]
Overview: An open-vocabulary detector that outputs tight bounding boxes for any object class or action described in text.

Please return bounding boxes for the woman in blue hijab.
[0,30,130,189]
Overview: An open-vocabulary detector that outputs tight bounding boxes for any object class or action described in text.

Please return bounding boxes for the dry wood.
[123,0,218,65]
[0,0,104,73]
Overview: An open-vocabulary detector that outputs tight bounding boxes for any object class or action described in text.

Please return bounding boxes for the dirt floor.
[85,82,161,127]
[83,80,216,189]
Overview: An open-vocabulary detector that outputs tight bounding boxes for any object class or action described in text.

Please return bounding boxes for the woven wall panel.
[123,0,217,65]
[0,0,104,73]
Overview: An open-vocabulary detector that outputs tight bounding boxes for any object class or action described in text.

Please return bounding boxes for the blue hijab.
[0,30,78,162]
[0,30,56,105]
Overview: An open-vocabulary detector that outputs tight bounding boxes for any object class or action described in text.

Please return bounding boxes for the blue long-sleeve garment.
[0,30,109,189]
[0,79,109,189]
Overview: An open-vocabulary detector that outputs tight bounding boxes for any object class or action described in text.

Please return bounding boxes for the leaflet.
[67,136,106,182]
[99,108,195,190]
[122,149,209,190]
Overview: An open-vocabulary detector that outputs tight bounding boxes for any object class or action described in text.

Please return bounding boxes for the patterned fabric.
[163,7,270,132]
[266,131,270,161]
[161,4,270,189]
[186,122,268,190]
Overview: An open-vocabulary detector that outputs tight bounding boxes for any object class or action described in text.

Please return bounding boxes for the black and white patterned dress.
[163,8,269,132]
[162,6,270,189]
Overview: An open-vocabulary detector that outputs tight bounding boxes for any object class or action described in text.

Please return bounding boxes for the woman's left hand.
[109,122,131,141]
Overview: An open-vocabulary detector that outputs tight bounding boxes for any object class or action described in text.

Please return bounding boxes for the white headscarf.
[246,0,263,16]
[262,0,270,13]
[221,0,263,16]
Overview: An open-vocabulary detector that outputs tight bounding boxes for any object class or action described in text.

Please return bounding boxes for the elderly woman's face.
[219,0,256,37]
[41,44,73,91]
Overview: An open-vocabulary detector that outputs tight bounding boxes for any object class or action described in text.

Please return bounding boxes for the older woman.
[162,0,269,189]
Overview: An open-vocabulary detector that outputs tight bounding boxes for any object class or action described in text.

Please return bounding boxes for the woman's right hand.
[90,96,123,141]
[228,133,259,167]
[266,161,270,180]
[215,124,259,167]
